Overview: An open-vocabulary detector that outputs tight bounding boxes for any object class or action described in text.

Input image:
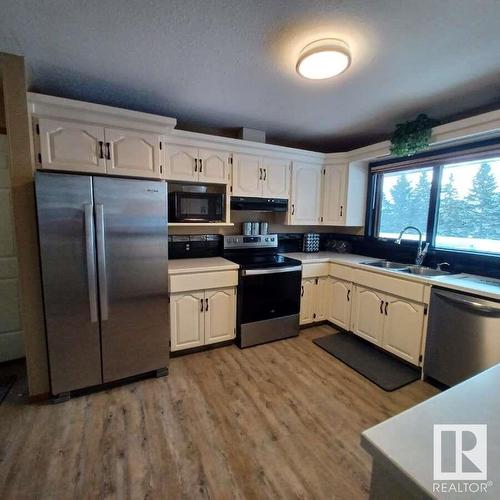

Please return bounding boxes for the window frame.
[365,140,500,257]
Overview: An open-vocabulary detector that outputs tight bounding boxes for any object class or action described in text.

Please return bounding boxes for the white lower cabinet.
[300,277,328,325]
[170,287,236,351]
[204,288,237,345]
[326,277,352,331]
[381,296,424,365]
[351,284,424,365]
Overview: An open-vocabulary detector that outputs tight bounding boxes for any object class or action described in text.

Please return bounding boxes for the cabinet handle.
[259,168,263,180]
[105,142,111,160]
[199,158,203,173]
[340,205,343,217]
[347,289,350,302]
[385,301,388,315]
[380,300,384,314]
[292,204,295,215]
[301,285,304,297]
[98,141,104,159]
[200,298,204,312]
[263,168,267,180]
[194,158,198,172]
[205,298,209,311]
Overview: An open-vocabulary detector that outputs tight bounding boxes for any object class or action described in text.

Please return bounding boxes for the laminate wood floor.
[0,326,438,500]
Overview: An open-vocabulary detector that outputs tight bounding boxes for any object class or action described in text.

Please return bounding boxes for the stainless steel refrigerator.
[35,172,169,399]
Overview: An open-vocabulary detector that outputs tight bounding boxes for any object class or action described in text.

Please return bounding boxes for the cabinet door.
[326,278,352,330]
[198,148,230,184]
[382,296,424,365]
[165,144,198,181]
[262,158,290,198]
[232,153,263,197]
[105,128,161,178]
[315,277,329,321]
[351,286,385,345]
[300,278,315,325]
[38,118,106,174]
[322,163,347,225]
[289,163,322,225]
[204,288,236,344]
[170,291,204,351]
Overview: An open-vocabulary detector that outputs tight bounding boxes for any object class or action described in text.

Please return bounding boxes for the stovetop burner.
[223,234,301,270]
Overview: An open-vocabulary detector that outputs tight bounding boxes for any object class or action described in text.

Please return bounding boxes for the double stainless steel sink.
[361,260,454,277]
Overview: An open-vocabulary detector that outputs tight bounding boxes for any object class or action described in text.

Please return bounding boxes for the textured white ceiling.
[1,0,499,151]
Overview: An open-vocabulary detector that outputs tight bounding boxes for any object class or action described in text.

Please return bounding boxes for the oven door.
[239,266,302,324]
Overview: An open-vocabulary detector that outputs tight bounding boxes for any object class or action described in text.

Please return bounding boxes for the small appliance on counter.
[251,222,259,235]
[260,222,269,235]
[302,233,320,253]
[169,234,221,259]
[242,221,269,235]
[242,222,252,235]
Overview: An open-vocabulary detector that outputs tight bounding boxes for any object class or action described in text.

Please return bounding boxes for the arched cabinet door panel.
[351,285,385,345]
[289,163,321,225]
[382,297,424,365]
[326,277,352,331]
[232,153,263,197]
[198,149,230,184]
[38,118,106,174]
[165,145,198,181]
[262,158,290,198]
[105,128,161,178]
[170,291,204,351]
[204,288,236,344]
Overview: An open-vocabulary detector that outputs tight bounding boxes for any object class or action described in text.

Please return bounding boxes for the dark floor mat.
[0,376,16,404]
[313,332,420,391]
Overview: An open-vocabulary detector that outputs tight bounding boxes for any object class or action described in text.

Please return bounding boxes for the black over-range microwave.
[169,191,224,222]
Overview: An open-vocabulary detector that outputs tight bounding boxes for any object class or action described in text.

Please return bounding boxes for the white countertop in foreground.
[361,363,500,499]
[168,257,239,275]
[283,252,500,301]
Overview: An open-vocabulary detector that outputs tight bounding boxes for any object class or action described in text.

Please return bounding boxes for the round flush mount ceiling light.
[296,39,351,80]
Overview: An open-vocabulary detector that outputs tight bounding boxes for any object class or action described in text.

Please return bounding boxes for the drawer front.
[329,263,353,281]
[301,262,329,278]
[352,269,425,303]
[170,270,238,293]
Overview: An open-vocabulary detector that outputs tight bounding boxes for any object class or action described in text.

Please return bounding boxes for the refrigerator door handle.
[95,203,109,321]
[84,204,98,323]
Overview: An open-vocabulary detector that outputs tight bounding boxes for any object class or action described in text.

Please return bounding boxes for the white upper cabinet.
[165,144,229,184]
[232,153,263,196]
[322,163,347,225]
[232,154,290,198]
[105,128,161,178]
[320,160,368,227]
[289,162,322,225]
[38,118,106,174]
[37,118,163,178]
[165,144,198,182]
[198,148,230,184]
[262,158,290,198]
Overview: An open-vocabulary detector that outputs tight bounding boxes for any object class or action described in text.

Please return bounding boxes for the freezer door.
[35,172,102,394]
[93,176,169,382]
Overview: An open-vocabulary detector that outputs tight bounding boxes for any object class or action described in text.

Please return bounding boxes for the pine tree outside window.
[370,148,500,256]
[435,158,500,253]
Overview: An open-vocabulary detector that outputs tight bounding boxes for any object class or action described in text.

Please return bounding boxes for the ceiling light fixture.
[296,39,351,80]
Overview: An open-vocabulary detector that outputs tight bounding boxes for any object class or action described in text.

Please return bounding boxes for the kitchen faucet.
[394,226,430,266]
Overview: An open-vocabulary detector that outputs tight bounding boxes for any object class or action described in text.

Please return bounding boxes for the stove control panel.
[224,234,278,249]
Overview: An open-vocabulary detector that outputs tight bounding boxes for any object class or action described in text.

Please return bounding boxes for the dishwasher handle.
[436,290,500,317]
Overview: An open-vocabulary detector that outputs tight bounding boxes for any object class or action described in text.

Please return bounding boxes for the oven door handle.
[242,266,302,276]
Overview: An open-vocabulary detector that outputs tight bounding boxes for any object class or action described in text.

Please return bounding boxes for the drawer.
[352,268,425,303]
[329,263,353,281]
[301,262,329,278]
[169,270,238,293]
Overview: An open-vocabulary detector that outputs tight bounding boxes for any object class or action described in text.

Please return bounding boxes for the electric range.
[224,235,302,348]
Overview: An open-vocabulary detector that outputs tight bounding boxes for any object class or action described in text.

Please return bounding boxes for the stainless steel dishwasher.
[424,287,500,386]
